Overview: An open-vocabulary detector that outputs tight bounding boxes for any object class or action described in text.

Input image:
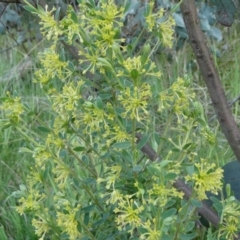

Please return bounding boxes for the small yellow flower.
[50,81,83,114]
[145,2,156,32]
[35,5,63,41]
[140,219,161,240]
[53,162,71,189]
[185,159,223,200]
[114,195,144,233]
[16,189,46,215]
[56,204,81,240]
[32,216,50,240]
[38,48,69,82]
[0,94,24,123]
[98,165,122,189]
[158,9,175,48]
[118,83,151,122]
[148,183,183,207]
[104,125,130,146]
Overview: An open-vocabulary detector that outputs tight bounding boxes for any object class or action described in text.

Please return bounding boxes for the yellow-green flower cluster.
[56,204,81,240]
[139,219,161,240]
[52,162,71,190]
[73,101,109,133]
[32,146,52,169]
[32,216,50,240]
[145,3,175,48]
[117,55,161,81]
[97,164,122,190]
[158,9,175,48]
[59,6,81,44]
[0,93,24,123]
[200,126,216,145]
[77,0,124,59]
[148,183,184,206]
[39,6,63,41]
[88,0,124,50]
[16,189,46,215]
[103,124,130,147]
[158,77,196,122]
[35,48,70,84]
[185,159,223,200]
[114,195,144,233]
[50,80,84,115]
[118,83,151,122]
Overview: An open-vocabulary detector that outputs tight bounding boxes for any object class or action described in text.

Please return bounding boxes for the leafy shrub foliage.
[1,0,240,239]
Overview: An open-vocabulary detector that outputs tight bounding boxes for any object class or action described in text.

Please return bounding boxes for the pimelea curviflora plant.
[1,0,240,239]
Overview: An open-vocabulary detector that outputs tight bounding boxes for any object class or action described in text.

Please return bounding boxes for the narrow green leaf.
[132,165,143,173]
[112,141,131,149]
[71,9,78,23]
[179,233,198,240]
[137,134,150,149]
[73,146,86,152]
[190,199,202,208]
[161,208,177,219]
[23,5,39,14]
[37,126,51,133]
[165,172,178,181]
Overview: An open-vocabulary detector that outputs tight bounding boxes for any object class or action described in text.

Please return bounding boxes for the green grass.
[0,22,240,239]
[0,35,50,239]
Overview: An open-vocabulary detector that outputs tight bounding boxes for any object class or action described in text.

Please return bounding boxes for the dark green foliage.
[222,160,240,200]
[209,0,237,26]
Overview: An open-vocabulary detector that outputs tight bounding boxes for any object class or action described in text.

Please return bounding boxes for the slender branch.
[180,0,240,160]
[136,133,220,228]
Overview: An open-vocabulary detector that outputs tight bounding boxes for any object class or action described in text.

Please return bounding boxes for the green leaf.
[141,43,151,65]
[0,226,8,240]
[147,165,162,176]
[112,141,131,149]
[73,146,86,152]
[159,160,171,168]
[132,165,143,173]
[37,126,51,133]
[98,93,112,100]
[165,172,178,181]
[161,208,177,219]
[19,147,33,154]
[54,7,61,22]
[130,69,139,80]
[179,233,198,240]
[23,3,39,14]
[137,134,150,149]
[97,58,114,72]
[184,221,195,232]
[71,9,78,23]
[190,199,202,208]
[122,150,133,164]
[96,97,103,109]
[81,205,95,213]
[84,212,89,226]
[182,142,193,150]
[165,199,176,208]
